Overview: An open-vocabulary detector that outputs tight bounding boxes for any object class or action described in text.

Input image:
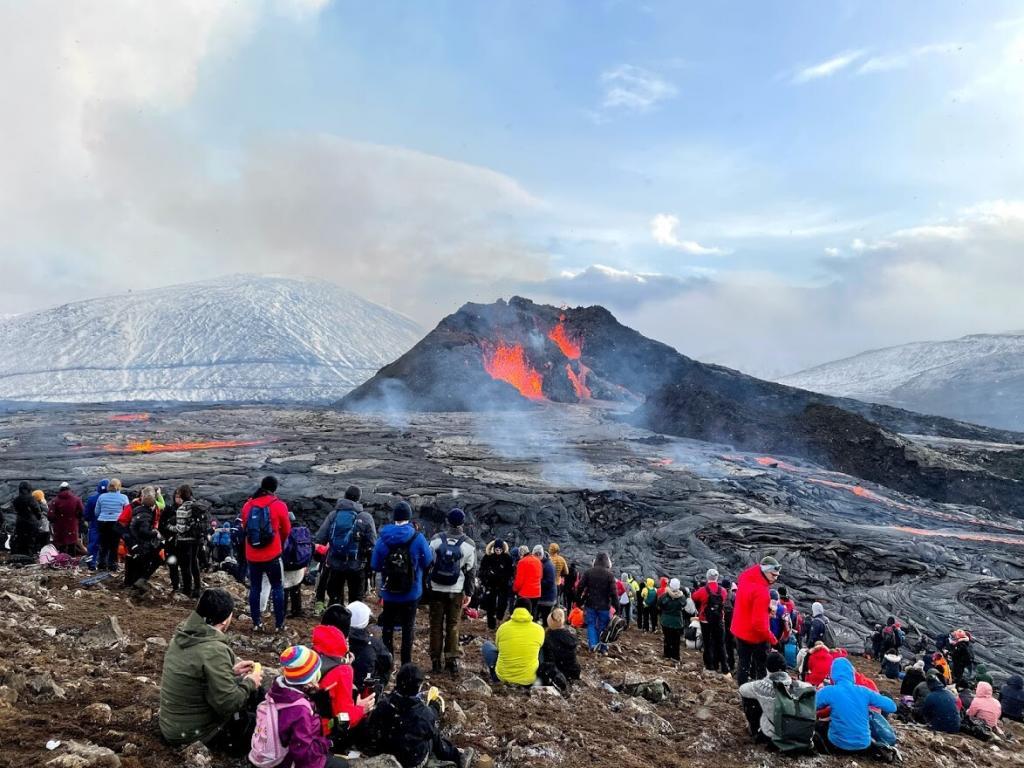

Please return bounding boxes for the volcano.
[341,297,1024,512]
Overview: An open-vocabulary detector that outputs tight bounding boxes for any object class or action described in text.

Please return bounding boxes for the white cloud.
[600,65,678,112]
[850,237,897,252]
[891,224,968,240]
[858,43,962,74]
[824,247,841,257]
[960,199,1024,223]
[792,50,865,83]
[525,264,708,310]
[650,214,723,255]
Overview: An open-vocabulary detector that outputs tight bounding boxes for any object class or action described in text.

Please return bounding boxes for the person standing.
[427,508,476,675]
[239,476,291,632]
[548,543,568,604]
[82,479,109,570]
[617,573,633,628]
[536,550,557,626]
[479,540,513,630]
[313,485,377,613]
[94,479,130,571]
[578,552,616,652]
[731,556,781,686]
[171,485,211,599]
[11,482,42,557]
[722,579,737,673]
[659,578,687,661]
[692,568,730,674]
[370,501,433,666]
[48,482,84,556]
[511,545,542,615]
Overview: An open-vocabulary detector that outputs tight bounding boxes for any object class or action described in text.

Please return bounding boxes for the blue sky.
[4,0,1024,374]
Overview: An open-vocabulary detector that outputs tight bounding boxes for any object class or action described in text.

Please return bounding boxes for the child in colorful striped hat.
[251,645,349,768]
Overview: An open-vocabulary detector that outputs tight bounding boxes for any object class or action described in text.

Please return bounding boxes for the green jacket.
[659,591,687,630]
[158,611,257,745]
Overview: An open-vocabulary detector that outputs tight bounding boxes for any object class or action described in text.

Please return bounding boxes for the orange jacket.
[512,554,542,599]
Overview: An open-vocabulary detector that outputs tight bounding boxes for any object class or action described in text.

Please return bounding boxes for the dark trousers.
[285,584,303,617]
[619,601,632,627]
[663,626,682,660]
[316,566,364,605]
[248,557,285,629]
[486,588,510,630]
[535,602,553,626]
[429,592,463,662]
[381,599,418,666]
[725,625,736,671]
[736,639,768,686]
[98,521,121,570]
[202,688,263,757]
[650,604,660,633]
[175,540,203,596]
[701,621,728,672]
[126,551,160,587]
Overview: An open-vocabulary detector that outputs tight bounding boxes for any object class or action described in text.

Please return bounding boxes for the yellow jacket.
[495,607,545,686]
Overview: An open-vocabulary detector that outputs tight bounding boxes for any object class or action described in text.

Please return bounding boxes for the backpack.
[704,586,725,624]
[212,527,232,548]
[430,535,465,587]
[249,691,313,768]
[644,587,657,607]
[246,502,276,549]
[771,681,817,753]
[173,501,208,539]
[869,710,898,746]
[600,615,626,644]
[282,526,314,570]
[328,509,362,567]
[382,538,415,595]
[821,617,838,649]
[882,625,903,651]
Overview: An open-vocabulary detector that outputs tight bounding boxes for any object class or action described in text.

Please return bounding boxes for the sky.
[4,0,1024,377]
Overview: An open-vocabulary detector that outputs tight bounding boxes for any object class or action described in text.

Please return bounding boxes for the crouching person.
[815,657,898,757]
[159,589,264,756]
[481,599,545,686]
[361,663,474,768]
[738,650,816,752]
[540,608,580,690]
[310,625,375,750]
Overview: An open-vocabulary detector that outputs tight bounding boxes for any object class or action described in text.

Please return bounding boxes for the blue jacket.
[83,482,108,523]
[809,615,829,646]
[921,677,961,733]
[370,523,433,603]
[95,491,129,523]
[539,557,557,604]
[815,657,896,751]
[769,604,788,639]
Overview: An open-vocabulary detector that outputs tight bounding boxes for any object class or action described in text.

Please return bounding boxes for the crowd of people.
[4,475,1023,765]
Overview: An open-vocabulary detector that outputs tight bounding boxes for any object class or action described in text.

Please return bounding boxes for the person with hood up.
[535,548,557,626]
[370,501,433,666]
[159,589,263,754]
[31,489,51,548]
[920,673,961,733]
[541,607,580,687]
[578,552,617,652]
[807,602,832,647]
[338,601,393,692]
[10,481,44,556]
[482,598,545,686]
[616,572,633,627]
[965,681,1002,730]
[511,544,542,614]
[692,568,730,674]
[427,508,476,675]
[548,542,568,602]
[48,482,83,555]
[802,642,840,686]
[82,479,109,569]
[313,486,377,613]
[1000,674,1024,722]
[881,651,903,680]
[310,625,375,744]
[659,578,687,661]
[900,659,926,696]
[641,577,658,633]
[739,650,814,743]
[94,478,130,570]
[479,539,513,630]
[949,629,975,685]
[814,657,897,754]
[361,663,473,768]
[731,556,781,686]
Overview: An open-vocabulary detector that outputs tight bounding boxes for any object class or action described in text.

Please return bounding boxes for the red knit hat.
[311,624,349,658]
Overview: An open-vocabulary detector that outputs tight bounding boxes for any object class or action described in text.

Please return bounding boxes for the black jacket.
[542,627,581,680]
[900,668,926,696]
[349,626,394,691]
[129,506,161,555]
[361,691,439,768]
[578,566,616,611]
[12,482,42,533]
[479,551,513,591]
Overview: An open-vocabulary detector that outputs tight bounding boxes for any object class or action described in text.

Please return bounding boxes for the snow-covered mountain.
[0,275,421,403]
[779,333,1024,431]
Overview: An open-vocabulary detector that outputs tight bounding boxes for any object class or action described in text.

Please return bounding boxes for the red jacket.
[512,555,542,599]
[805,645,840,686]
[730,564,776,645]
[691,582,728,623]
[48,490,84,546]
[656,577,669,599]
[312,625,365,732]
[240,494,291,563]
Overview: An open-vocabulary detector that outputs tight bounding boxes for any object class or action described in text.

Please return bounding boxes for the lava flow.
[481,342,545,400]
[110,413,150,422]
[892,526,1024,547]
[566,363,592,400]
[548,315,582,359]
[103,439,266,454]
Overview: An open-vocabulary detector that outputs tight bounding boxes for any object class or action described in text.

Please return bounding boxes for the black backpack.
[821,617,838,648]
[430,535,465,586]
[704,586,725,624]
[245,502,275,548]
[601,615,626,644]
[772,681,817,753]
[382,539,416,594]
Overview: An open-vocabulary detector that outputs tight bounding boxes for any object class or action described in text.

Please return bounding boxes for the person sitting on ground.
[912,669,942,713]
[814,657,897,755]
[482,598,545,686]
[802,641,838,686]
[932,652,953,685]
[310,625,375,747]
[659,578,687,661]
[253,645,347,768]
[338,601,393,692]
[920,673,961,733]
[974,663,993,687]
[881,651,903,680]
[361,663,474,768]
[1000,674,1024,723]
[966,681,1002,732]
[159,589,263,755]
[738,650,814,744]
[540,607,580,689]
[900,659,926,697]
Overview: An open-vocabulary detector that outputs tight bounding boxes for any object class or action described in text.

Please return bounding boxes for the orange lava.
[649,457,674,467]
[110,413,150,422]
[548,316,582,360]
[481,342,545,400]
[103,439,266,454]
[892,526,1024,547]
[566,362,592,400]
[755,456,803,473]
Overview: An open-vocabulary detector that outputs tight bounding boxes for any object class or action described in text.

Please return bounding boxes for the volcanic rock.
[82,617,127,649]
[458,675,493,697]
[47,741,120,768]
[26,671,66,700]
[180,741,212,768]
[83,703,112,725]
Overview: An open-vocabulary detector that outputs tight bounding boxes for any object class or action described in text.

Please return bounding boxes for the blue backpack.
[329,509,362,566]
[212,526,233,548]
[246,503,276,548]
[430,535,466,587]
[283,526,314,570]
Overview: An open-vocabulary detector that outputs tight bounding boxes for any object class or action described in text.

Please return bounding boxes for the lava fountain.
[481,342,545,400]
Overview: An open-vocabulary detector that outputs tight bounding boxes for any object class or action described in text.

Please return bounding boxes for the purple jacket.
[268,680,332,768]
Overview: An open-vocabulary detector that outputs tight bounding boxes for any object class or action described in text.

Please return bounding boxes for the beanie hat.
[321,604,352,636]
[312,625,349,658]
[547,607,566,629]
[706,568,719,582]
[760,556,781,574]
[532,544,544,557]
[812,601,824,617]
[494,539,506,552]
[280,645,321,687]
[196,588,235,625]
[769,589,780,600]
[766,651,786,673]
[393,501,412,521]
[260,475,279,494]
[887,616,896,626]
[912,659,925,670]
[669,578,681,591]
[59,481,70,489]
[347,601,371,630]
[344,485,361,502]
[447,508,465,527]
[396,663,425,696]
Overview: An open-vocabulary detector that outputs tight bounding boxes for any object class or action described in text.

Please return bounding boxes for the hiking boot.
[458,747,475,768]
[446,658,460,677]
[431,658,443,674]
